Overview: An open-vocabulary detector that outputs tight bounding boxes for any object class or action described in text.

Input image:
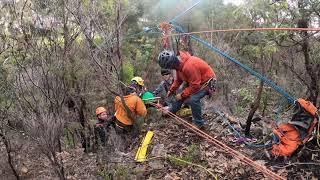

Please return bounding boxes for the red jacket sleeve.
[169,73,183,92]
[181,65,201,98]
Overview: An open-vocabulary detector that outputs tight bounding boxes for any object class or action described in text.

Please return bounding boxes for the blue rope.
[224,118,279,148]
[122,27,160,41]
[214,110,277,148]
[170,0,202,23]
[165,1,285,149]
[171,23,296,104]
[244,134,280,148]
[246,131,280,148]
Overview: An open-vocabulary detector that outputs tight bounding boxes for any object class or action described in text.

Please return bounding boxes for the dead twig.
[272,162,320,169]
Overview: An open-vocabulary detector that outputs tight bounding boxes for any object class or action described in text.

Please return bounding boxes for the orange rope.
[170,27,320,37]
[150,103,285,180]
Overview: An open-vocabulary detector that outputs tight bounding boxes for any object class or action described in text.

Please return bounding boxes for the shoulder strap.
[119,95,137,122]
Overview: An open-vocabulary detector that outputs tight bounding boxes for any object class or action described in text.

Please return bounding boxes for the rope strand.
[150,103,284,180]
[169,27,320,37]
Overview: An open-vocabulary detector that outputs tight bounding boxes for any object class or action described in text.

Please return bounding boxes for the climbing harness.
[201,77,217,97]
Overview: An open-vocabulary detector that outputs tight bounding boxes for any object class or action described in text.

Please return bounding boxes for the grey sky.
[224,0,244,6]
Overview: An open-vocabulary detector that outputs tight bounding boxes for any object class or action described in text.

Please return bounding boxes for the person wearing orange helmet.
[96,107,109,121]
[94,106,112,146]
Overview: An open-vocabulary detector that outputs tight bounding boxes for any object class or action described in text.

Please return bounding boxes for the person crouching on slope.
[113,83,147,151]
[153,69,175,107]
[158,50,217,129]
[95,106,112,146]
[131,76,146,97]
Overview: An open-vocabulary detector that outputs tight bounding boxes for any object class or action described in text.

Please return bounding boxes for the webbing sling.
[119,95,138,125]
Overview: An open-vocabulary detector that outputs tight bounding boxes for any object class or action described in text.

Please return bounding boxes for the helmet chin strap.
[174,56,182,70]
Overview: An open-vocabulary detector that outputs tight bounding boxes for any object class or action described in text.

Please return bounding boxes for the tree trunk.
[245,80,264,136]
[50,151,66,180]
[0,133,20,180]
[116,0,123,81]
[298,0,319,106]
[301,38,318,105]
[76,96,89,152]
[57,138,65,178]
[187,24,193,55]
[223,83,234,114]
[261,90,269,117]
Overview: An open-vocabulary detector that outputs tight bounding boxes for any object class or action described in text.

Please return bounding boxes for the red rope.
[150,103,284,179]
[170,27,320,37]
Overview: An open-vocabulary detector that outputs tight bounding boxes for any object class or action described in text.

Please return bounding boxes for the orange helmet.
[96,107,107,115]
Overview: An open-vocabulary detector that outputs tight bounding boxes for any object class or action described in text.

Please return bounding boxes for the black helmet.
[161,69,171,76]
[121,84,135,95]
[158,50,180,69]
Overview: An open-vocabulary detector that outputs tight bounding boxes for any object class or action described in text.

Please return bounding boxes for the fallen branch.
[272,162,320,169]
[167,155,218,179]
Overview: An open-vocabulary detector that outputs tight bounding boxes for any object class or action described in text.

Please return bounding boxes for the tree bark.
[116,0,123,81]
[298,0,319,106]
[78,97,89,152]
[0,133,20,180]
[245,80,264,136]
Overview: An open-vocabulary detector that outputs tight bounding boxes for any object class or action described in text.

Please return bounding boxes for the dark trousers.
[94,125,108,146]
[170,89,208,126]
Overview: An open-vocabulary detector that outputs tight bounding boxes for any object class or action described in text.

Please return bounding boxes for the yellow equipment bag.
[176,107,192,117]
[135,131,154,162]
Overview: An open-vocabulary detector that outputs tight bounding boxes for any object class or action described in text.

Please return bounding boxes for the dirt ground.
[1,105,320,179]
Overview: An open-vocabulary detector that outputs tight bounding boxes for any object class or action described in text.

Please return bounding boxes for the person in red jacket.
[158,50,217,128]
